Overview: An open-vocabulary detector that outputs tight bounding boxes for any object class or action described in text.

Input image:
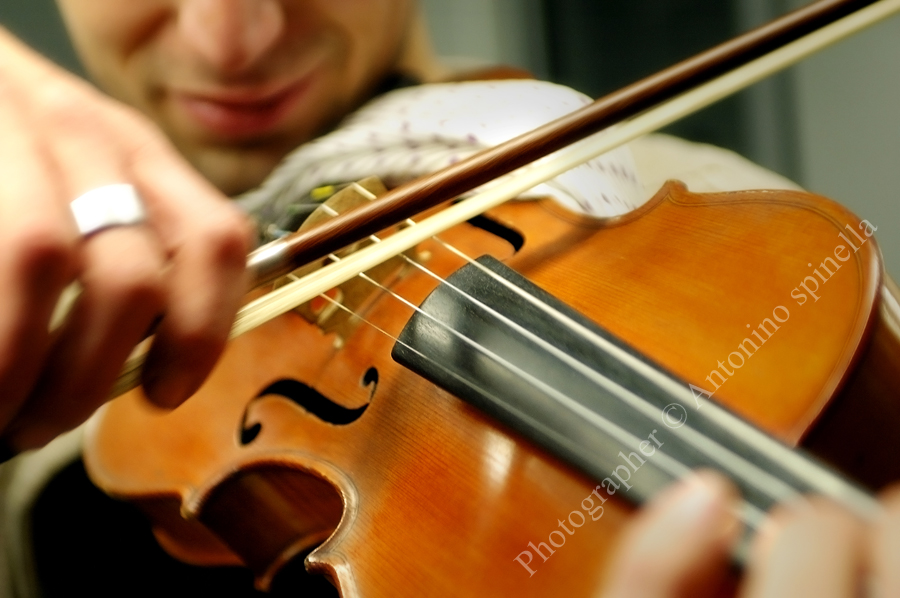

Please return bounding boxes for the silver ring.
[70,184,146,236]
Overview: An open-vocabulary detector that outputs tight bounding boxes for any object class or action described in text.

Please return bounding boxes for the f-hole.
[362,366,379,398]
[467,214,524,252]
[239,369,377,446]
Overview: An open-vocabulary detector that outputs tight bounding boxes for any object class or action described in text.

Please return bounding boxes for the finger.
[4,226,166,449]
[868,487,900,597]
[600,472,741,598]
[124,124,251,407]
[0,79,80,430]
[2,89,167,449]
[739,498,864,598]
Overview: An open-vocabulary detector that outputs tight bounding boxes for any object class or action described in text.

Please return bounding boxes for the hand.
[0,28,252,452]
[599,472,900,597]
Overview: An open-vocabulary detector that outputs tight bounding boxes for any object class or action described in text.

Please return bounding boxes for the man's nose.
[179,0,284,73]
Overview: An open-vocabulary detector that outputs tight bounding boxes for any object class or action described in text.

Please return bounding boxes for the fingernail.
[660,472,740,540]
[670,473,729,513]
[623,472,741,566]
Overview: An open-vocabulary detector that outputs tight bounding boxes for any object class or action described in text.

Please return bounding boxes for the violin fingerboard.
[392,256,877,524]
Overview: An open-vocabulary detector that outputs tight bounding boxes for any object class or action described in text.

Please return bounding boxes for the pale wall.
[789,12,900,281]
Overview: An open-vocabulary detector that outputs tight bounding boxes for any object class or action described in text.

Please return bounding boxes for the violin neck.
[393,256,878,530]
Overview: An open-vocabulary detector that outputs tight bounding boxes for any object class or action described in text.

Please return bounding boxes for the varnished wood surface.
[805,276,900,487]
[85,182,892,596]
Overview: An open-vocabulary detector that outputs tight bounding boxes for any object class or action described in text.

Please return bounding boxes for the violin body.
[84,181,900,596]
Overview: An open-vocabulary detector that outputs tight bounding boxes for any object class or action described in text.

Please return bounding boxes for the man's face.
[56,0,415,195]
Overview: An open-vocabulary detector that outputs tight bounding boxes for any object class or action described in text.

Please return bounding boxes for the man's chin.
[187,145,288,197]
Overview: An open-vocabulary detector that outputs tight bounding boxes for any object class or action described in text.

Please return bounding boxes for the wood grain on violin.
[85,181,900,596]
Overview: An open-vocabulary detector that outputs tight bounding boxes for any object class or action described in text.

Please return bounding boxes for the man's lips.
[172,80,310,139]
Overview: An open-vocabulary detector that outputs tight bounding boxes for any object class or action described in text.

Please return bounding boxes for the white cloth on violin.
[629,133,801,197]
[237,80,645,242]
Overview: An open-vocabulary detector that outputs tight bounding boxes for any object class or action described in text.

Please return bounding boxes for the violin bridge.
[272,177,422,341]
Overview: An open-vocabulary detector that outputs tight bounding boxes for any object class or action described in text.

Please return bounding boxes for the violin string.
[307,255,767,530]
[374,262,796,507]
[298,239,776,523]
[310,186,801,511]
[383,252,801,507]
[330,188,803,508]
[286,272,402,346]
[396,229,846,512]
[434,227,876,520]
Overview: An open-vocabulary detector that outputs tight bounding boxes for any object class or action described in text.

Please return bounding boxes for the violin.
[83,0,900,595]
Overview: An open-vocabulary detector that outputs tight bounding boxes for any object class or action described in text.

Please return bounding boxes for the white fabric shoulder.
[629,133,801,198]
[238,80,645,240]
